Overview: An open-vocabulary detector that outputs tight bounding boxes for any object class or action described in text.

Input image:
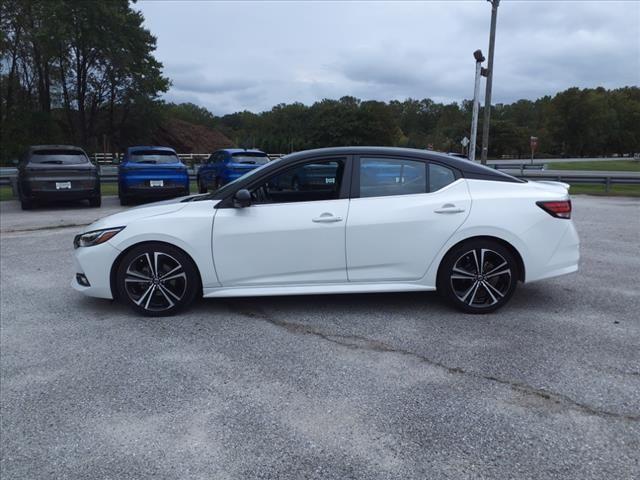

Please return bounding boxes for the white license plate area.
[56,181,71,190]
[150,180,164,187]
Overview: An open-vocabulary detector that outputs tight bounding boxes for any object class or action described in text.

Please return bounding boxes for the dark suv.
[17,145,101,210]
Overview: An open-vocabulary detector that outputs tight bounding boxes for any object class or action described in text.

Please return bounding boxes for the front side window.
[251,159,344,204]
[30,150,88,165]
[359,157,427,198]
[129,150,179,164]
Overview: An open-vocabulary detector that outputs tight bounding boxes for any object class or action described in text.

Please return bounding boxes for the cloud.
[136,0,640,114]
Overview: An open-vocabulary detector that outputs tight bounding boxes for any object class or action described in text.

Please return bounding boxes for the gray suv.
[17,145,101,210]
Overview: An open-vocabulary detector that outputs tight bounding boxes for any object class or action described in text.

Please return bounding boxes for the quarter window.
[359,157,427,198]
[251,160,344,204]
[429,163,456,192]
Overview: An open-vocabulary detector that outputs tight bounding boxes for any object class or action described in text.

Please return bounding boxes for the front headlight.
[73,227,125,248]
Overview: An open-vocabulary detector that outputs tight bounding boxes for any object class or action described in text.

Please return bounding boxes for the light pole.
[469,49,485,162]
[480,0,500,165]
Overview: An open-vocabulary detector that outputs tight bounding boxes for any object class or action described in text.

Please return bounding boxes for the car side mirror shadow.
[233,189,252,208]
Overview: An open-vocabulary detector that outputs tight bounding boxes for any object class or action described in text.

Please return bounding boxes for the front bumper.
[72,241,121,299]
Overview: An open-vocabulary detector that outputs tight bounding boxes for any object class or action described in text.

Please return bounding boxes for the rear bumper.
[525,220,580,283]
[120,186,189,198]
[23,188,99,201]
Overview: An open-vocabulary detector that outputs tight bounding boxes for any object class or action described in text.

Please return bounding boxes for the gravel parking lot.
[1,195,639,479]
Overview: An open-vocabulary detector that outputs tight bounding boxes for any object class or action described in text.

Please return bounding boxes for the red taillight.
[537,200,572,219]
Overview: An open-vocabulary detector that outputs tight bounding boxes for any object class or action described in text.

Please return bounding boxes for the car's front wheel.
[115,243,200,316]
[438,239,518,314]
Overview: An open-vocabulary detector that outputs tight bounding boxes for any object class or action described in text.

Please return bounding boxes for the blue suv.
[197,148,269,193]
[118,146,189,205]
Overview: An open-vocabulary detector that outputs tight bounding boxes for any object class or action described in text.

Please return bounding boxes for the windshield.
[129,150,180,164]
[30,150,88,165]
[231,152,269,165]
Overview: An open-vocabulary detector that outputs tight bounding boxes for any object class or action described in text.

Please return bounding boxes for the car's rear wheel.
[119,195,131,206]
[116,243,199,317]
[438,239,518,314]
[89,195,101,207]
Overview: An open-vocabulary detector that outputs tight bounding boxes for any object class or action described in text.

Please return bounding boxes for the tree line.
[2,0,639,163]
[215,87,640,159]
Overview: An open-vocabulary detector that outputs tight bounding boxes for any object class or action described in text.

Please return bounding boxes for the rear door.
[346,156,471,282]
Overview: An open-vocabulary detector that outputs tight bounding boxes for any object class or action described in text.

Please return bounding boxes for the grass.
[1,181,638,201]
[569,184,640,197]
[546,160,640,171]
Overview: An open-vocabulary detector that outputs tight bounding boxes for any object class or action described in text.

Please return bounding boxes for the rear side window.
[30,150,88,165]
[429,163,456,192]
[231,152,269,165]
[129,150,179,164]
[359,157,427,198]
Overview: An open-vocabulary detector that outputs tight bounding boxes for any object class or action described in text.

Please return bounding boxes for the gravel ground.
[1,195,639,479]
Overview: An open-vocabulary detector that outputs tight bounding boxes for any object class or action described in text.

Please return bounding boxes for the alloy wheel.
[124,251,187,312]
[450,248,512,308]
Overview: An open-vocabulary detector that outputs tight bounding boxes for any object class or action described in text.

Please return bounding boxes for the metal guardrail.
[2,165,639,196]
[503,170,640,192]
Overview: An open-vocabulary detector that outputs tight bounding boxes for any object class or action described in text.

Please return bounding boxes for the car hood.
[83,198,190,233]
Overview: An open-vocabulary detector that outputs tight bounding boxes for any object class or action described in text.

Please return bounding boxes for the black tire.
[116,242,200,317]
[89,195,101,207]
[437,239,518,314]
[198,177,207,194]
[119,195,131,206]
[212,177,220,191]
[20,197,33,210]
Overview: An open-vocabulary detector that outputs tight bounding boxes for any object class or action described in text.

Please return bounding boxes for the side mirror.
[233,189,252,208]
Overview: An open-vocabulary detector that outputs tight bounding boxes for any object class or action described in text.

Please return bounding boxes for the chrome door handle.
[312,213,343,223]
[434,205,465,214]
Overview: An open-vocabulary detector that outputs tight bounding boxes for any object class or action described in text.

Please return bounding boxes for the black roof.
[279,146,522,183]
[207,146,522,202]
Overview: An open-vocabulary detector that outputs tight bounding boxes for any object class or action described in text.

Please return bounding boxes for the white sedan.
[72,147,579,316]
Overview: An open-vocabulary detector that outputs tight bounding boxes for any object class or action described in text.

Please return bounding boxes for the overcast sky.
[136,0,640,115]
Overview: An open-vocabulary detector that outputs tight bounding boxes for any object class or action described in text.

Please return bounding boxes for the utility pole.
[469,49,485,162]
[480,0,500,165]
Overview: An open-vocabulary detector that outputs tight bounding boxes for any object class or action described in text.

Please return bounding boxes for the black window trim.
[351,154,461,199]
[216,154,353,208]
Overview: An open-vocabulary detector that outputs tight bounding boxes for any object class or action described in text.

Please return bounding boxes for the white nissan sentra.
[72,147,579,316]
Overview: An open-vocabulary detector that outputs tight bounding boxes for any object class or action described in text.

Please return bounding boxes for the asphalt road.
[1,195,639,479]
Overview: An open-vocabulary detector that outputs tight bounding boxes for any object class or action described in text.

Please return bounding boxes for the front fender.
[107,205,220,288]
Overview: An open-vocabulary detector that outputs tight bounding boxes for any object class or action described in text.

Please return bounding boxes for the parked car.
[197,149,269,193]
[72,146,579,317]
[118,146,189,205]
[16,145,100,210]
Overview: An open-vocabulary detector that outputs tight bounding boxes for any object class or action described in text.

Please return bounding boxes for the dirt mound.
[153,118,233,153]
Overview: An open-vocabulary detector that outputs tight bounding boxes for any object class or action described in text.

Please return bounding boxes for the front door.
[212,157,350,286]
